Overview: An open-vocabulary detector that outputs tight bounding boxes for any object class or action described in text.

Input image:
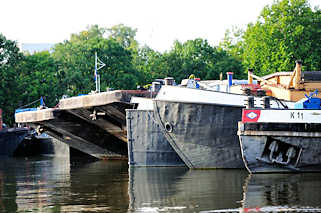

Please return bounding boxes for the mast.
[95,52,106,93]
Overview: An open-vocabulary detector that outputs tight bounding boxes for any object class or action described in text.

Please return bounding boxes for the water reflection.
[66,160,129,212]
[0,157,131,212]
[242,173,321,209]
[1,156,321,213]
[0,156,71,212]
[202,173,321,212]
[128,167,247,212]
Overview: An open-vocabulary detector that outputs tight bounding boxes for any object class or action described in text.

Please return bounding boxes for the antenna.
[95,52,106,92]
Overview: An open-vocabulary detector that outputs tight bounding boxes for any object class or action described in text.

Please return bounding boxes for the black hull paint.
[126,109,185,167]
[239,132,321,173]
[0,128,28,156]
[153,100,245,169]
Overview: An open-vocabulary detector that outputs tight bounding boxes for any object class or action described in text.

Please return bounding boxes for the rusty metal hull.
[153,100,245,169]
[239,122,321,173]
[126,109,185,167]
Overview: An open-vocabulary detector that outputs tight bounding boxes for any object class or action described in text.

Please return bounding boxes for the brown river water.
[0,156,321,212]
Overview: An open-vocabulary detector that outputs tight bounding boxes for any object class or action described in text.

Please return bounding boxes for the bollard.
[262,96,271,109]
[246,96,255,108]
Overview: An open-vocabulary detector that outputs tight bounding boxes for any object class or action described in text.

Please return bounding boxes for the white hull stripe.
[156,86,294,108]
[242,109,321,123]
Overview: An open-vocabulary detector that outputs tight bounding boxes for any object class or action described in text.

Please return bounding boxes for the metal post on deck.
[246,96,255,108]
[0,109,2,131]
[95,52,106,93]
[227,72,234,93]
[248,68,253,84]
[95,52,98,92]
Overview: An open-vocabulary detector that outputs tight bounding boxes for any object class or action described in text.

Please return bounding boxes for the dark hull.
[126,109,185,167]
[0,128,28,156]
[29,109,129,160]
[15,90,155,160]
[153,100,245,169]
[239,123,321,173]
[14,134,69,157]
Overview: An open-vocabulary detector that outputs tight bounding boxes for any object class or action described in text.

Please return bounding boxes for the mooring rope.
[17,98,42,109]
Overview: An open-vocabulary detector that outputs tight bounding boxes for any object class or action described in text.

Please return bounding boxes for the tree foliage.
[18,51,63,108]
[107,24,138,50]
[0,34,24,125]
[163,39,244,82]
[133,39,244,84]
[241,0,321,75]
[219,26,244,61]
[52,25,139,96]
[132,45,166,84]
[3,1,320,125]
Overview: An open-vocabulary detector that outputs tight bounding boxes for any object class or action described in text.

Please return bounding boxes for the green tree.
[0,34,24,125]
[241,0,321,75]
[52,25,139,96]
[132,45,169,85]
[17,51,63,109]
[163,39,244,83]
[107,24,138,50]
[219,26,244,62]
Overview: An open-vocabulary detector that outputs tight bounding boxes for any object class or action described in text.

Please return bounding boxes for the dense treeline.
[0,0,320,125]
[221,0,321,75]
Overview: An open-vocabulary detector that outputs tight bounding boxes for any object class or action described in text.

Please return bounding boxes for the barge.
[0,127,29,156]
[0,109,29,156]
[152,61,321,169]
[126,78,185,167]
[238,95,321,173]
[153,86,291,169]
[126,109,185,167]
